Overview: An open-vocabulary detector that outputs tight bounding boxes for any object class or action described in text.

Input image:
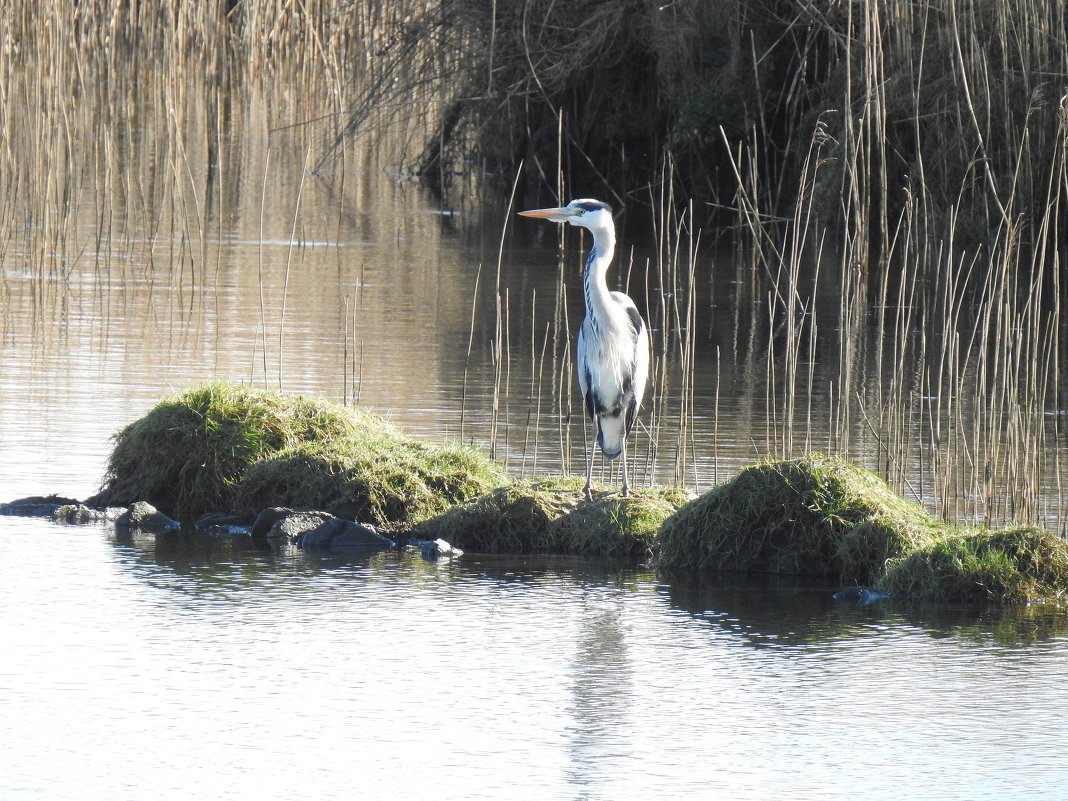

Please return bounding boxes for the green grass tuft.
[236,430,509,529]
[654,453,939,581]
[89,383,507,523]
[653,453,1068,605]
[418,478,691,557]
[89,383,367,519]
[878,526,1068,604]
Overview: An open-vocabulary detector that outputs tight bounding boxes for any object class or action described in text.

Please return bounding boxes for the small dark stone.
[327,521,394,550]
[249,508,395,549]
[195,512,251,536]
[292,515,394,550]
[272,511,335,541]
[833,586,891,604]
[52,504,123,525]
[420,538,463,560]
[290,515,346,546]
[115,501,180,532]
[0,495,82,518]
[251,507,296,538]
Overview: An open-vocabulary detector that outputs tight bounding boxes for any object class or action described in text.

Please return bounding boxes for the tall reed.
[710,0,1068,530]
[5,0,1067,532]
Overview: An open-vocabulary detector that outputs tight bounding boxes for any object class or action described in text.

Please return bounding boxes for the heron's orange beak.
[518,206,570,222]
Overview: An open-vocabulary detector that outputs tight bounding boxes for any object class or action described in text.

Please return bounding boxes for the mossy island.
[57,384,1068,605]
[655,455,1068,605]
[87,382,510,529]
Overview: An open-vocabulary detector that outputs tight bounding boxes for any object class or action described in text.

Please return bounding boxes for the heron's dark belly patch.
[588,389,625,418]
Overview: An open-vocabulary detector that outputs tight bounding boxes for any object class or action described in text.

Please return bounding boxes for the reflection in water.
[3,517,1068,800]
[662,572,848,648]
[566,590,633,794]
[663,571,1068,648]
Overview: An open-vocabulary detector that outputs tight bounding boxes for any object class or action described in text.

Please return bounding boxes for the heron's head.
[518,199,613,233]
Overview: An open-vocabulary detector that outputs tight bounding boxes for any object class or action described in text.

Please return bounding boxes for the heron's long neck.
[583,226,616,331]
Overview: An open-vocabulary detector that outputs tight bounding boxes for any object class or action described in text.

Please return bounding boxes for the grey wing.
[619,300,649,434]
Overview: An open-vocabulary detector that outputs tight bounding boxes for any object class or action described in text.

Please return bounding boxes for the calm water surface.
[2,516,1067,800]
[3,79,1068,800]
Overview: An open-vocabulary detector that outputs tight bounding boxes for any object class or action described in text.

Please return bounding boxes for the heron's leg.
[620,438,630,497]
[584,414,597,501]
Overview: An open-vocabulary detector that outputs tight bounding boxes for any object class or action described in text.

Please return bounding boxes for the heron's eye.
[575,209,585,216]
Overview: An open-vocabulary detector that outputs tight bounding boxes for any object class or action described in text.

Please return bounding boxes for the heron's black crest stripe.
[575,200,612,214]
[583,250,598,334]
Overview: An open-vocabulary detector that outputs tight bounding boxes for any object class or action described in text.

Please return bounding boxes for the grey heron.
[519,199,650,501]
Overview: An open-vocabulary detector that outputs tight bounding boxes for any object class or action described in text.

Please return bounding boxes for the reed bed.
[716,1,1068,531]
[357,0,1068,531]
[3,0,1067,535]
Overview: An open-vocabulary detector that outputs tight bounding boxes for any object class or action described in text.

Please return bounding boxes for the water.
[4,66,1068,800]
[1,73,1063,519]
[3,516,1067,801]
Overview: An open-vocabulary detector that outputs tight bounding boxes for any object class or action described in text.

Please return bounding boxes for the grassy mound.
[654,453,1068,604]
[878,527,1068,604]
[90,384,365,519]
[654,454,939,582]
[89,383,507,523]
[417,477,691,557]
[236,432,508,529]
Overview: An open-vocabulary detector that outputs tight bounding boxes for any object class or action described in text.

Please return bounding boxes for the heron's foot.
[621,485,630,497]
[584,483,593,502]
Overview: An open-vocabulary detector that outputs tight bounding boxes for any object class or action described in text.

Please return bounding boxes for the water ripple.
[2,519,1067,800]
